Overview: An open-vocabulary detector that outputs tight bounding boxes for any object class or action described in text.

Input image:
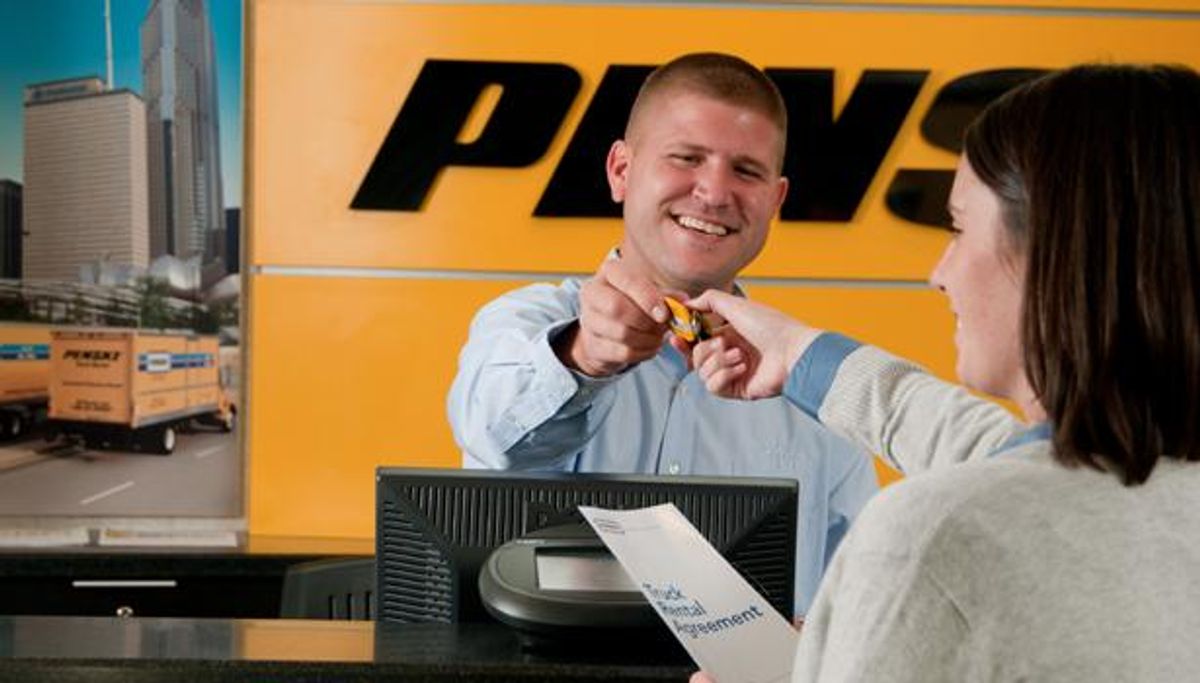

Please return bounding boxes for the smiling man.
[446,53,876,616]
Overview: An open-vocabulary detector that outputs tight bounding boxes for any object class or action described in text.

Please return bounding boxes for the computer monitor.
[375,467,798,624]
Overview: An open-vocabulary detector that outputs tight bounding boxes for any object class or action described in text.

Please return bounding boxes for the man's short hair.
[626,52,787,168]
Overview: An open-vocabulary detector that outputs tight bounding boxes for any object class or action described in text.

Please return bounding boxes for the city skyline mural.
[0,0,243,531]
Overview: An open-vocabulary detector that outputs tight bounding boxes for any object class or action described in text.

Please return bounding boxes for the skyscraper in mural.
[22,78,150,281]
[0,180,21,279]
[141,0,225,264]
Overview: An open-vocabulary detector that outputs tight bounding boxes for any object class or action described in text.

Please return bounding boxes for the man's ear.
[606,139,630,202]
[774,176,789,212]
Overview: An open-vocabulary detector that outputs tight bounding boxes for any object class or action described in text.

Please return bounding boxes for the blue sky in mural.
[0,0,242,207]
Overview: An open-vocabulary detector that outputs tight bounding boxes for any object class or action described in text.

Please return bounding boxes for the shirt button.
[667,462,681,475]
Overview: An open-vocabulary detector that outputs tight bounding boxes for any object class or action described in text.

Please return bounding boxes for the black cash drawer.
[0,575,282,617]
[0,551,360,618]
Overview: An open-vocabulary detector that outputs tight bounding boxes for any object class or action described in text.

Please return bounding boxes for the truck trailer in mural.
[47,329,235,454]
[0,323,51,439]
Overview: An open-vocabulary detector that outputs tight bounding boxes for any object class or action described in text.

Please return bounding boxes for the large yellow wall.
[245,0,1200,539]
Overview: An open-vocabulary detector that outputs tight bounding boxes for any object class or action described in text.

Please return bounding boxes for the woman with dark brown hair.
[688,64,1200,681]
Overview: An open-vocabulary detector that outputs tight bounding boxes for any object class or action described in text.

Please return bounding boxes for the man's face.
[606,90,788,297]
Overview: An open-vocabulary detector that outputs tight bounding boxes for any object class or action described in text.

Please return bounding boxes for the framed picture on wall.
[0,0,244,542]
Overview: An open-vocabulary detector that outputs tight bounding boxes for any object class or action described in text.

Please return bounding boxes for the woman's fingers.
[695,340,749,397]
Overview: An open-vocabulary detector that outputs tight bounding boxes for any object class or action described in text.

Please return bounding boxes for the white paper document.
[578,504,798,683]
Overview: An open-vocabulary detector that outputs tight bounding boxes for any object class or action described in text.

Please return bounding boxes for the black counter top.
[0,552,313,578]
[0,616,694,682]
[0,535,372,578]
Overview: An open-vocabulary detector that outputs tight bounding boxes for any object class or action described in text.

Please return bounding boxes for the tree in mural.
[0,293,33,321]
[193,298,238,334]
[135,276,174,330]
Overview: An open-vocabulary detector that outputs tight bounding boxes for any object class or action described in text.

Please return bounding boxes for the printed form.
[578,504,798,683]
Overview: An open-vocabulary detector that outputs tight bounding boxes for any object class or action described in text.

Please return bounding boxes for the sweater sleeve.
[783,334,1024,475]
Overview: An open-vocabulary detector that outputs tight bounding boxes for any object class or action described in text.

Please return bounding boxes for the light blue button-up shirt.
[447,277,878,615]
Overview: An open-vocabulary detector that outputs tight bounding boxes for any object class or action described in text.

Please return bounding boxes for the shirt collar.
[993,422,1053,457]
[606,247,749,298]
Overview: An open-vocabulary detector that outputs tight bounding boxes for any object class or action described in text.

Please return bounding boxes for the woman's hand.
[687,290,822,400]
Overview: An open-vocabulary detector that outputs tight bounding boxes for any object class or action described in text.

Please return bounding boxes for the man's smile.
[672,213,734,236]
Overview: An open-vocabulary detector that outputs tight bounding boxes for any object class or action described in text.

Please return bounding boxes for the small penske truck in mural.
[48,329,236,454]
[0,322,51,439]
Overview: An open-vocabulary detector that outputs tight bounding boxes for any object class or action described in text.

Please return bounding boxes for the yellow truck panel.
[49,330,134,424]
[184,337,222,412]
[50,329,223,429]
[132,334,187,394]
[217,345,240,412]
[0,323,51,406]
[187,384,221,411]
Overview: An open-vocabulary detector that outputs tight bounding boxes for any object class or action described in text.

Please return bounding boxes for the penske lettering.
[353,59,1046,227]
[64,350,120,362]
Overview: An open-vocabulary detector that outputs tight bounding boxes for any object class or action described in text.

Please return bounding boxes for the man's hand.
[555,259,671,377]
[688,290,822,400]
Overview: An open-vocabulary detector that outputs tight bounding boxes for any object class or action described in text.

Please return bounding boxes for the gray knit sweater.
[790,344,1200,682]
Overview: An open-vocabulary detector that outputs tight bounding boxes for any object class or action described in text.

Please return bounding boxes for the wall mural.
[0,0,242,536]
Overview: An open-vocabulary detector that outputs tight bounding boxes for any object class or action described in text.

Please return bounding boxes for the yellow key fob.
[664,296,707,343]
